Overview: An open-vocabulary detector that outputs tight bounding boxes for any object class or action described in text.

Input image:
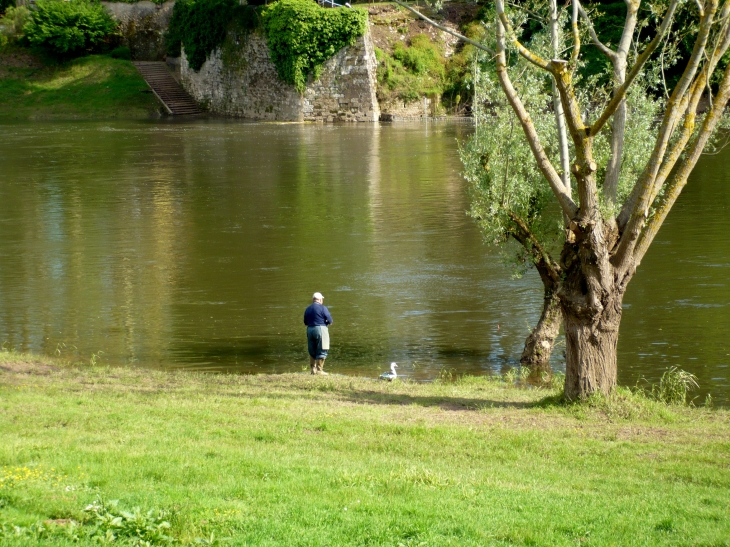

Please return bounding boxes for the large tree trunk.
[559,221,626,400]
[562,296,622,399]
[520,271,562,369]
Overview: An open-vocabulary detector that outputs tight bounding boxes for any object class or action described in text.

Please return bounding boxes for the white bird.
[379,362,398,381]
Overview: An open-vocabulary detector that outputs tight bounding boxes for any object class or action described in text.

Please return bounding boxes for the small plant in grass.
[437,366,454,382]
[640,367,700,405]
[503,367,517,384]
[84,497,175,544]
[549,371,565,391]
[23,0,117,58]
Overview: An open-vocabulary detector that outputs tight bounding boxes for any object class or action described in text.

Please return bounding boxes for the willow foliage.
[461,40,661,274]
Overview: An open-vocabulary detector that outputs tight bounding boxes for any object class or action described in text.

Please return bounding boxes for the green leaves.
[261,0,367,93]
[84,497,175,544]
[166,0,240,71]
[167,0,365,89]
[23,0,117,58]
[461,62,560,271]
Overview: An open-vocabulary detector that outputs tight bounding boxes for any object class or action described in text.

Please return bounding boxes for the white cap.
[313,292,324,300]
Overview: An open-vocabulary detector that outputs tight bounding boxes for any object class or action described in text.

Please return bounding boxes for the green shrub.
[166,0,239,71]
[261,0,367,92]
[0,0,15,15]
[109,45,131,59]
[393,33,444,76]
[375,34,446,104]
[23,0,117,57]
[0,5,29,46]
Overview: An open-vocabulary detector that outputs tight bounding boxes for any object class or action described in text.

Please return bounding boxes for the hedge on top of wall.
[166,0,257,71]
[261,0,367,93]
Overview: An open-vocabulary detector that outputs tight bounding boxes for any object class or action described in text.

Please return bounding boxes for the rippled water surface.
[0,120,728,402]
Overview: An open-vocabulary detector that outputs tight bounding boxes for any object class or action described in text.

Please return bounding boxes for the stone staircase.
[133,61,201,116]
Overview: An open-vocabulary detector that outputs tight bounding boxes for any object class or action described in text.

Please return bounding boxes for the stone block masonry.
[180,31,380,122]
[103,1,175,61]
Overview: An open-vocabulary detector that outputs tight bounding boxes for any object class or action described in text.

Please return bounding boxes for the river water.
[1,120,728,403]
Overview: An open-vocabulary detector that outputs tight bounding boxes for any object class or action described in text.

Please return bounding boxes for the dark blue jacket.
[304,303,333,327]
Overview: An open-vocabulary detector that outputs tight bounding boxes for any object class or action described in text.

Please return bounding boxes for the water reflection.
[0,120,728,403]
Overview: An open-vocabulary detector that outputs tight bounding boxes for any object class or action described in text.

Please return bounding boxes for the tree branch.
[496,0,553,71]
[576,0,616,60]
[507,212,562,283]
[550,0,572,197]
[633,59,730,265]
[646,16,730,206]
[393,1,496,56]
[613,0,722,274]
[571,0,581,69]
[494,14,579,219]
[601,0,640,202]
[590,0,681,137]
[616,0,718,235]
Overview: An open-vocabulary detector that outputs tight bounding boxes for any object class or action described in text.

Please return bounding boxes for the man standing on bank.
[304,292,333,375]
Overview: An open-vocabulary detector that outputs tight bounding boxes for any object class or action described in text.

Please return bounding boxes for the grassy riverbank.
[0,49,162,120]
[1,352,729,546]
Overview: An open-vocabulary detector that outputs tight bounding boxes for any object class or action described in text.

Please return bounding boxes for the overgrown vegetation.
[371,7,489,114]
[261,0,367,92]
[375,33,447,105]
[0,5,29,48]
[23,0,117,58]
[0,0,14,15]
[0,352,728,546]
[166,0,244,71]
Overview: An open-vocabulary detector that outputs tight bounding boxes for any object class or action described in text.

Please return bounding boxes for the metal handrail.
[318,0,351,7]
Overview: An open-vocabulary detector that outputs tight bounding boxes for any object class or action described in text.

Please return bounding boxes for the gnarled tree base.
[562,294,623,400]
[520,290,561,370]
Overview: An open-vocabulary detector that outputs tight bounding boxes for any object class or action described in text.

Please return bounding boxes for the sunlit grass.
[0,51,162,120]
[0,352,729,546]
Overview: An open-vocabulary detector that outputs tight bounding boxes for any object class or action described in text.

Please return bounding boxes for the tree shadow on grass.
[325,386,565,412]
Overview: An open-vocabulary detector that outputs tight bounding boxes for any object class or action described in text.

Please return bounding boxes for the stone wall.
[103,1,175,61]
[180,31,380,122]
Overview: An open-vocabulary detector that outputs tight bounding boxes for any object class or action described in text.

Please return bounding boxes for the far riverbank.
[0,49,162,120]
[1,351,729,545]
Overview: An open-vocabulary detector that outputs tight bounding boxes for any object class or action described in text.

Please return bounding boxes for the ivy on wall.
[167,0,366,90]
[166,0,256,71]
[261,0,367,93]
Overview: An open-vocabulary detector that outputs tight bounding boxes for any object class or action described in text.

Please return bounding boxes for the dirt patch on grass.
[0,47,45,78]
[0,47,44,69]
[0,358,57,376]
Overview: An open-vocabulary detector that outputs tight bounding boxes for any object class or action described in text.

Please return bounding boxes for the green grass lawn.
[0,351,729,546]
[0,49,163,120]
